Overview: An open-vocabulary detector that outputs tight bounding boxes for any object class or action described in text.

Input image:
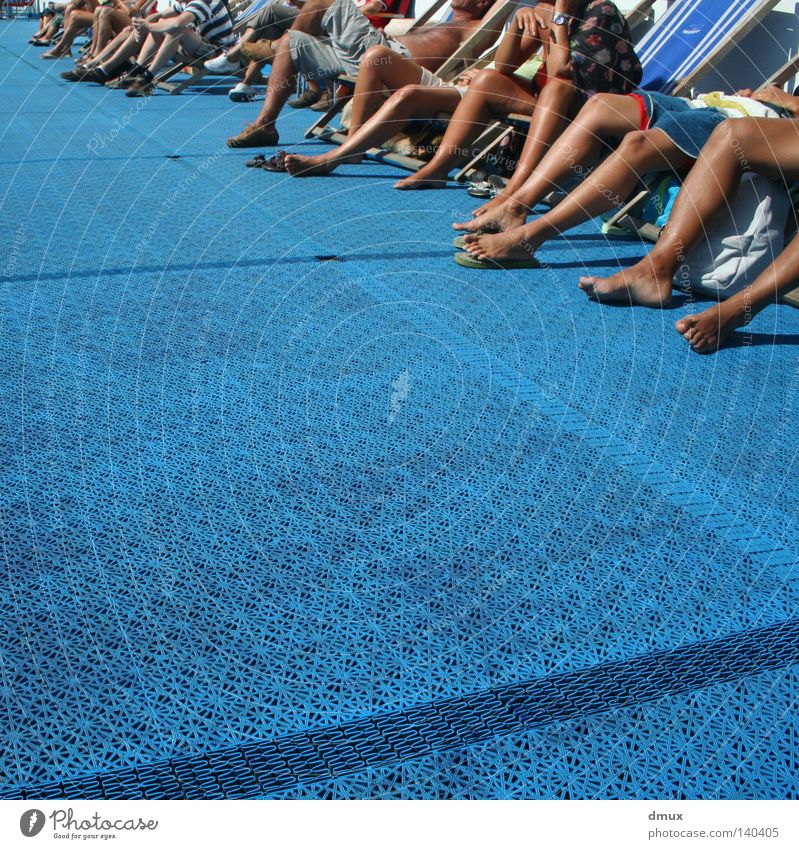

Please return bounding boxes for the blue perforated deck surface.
[2,22,799,800]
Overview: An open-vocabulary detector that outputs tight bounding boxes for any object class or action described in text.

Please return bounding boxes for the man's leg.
[463,128,693,281]
[347,44,426,135]
[580,117,799,309]
[241,59,268,85]
[228,26,343,147]
[251,33,297,127]
[455,92,642,234]
[224,27,256,65]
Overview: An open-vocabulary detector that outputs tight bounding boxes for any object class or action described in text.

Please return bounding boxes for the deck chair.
[154,0,272,95]
[303,0,518,171]
[637,0,780,97]
[763,52,799,89]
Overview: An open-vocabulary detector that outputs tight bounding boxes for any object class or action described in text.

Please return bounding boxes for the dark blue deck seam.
[4,617,798,800]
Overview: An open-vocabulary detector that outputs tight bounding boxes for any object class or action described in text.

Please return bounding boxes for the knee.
[616,129,651,158]
[708,117,753,151]
[362,44,393,70]
[541,76,573,100]
[576,92,611,125]
[390,84,426,108]
[466,68,502,95]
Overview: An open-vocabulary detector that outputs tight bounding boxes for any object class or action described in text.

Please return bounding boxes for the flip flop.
[454,251,540,270]
[256,150,289,172]
[452,231,485,249]
[245,154,266,168]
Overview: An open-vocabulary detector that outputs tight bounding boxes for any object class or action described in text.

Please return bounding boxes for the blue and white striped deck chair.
[637,0,780,97]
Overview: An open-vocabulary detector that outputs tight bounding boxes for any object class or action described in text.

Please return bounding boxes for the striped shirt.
[173,0,235,47]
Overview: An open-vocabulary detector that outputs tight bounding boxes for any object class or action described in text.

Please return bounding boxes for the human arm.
[545,0,580,80]
[748,84,799,115]
[359,0,387,13]
[494,4,554,75]
[132,8,194,34]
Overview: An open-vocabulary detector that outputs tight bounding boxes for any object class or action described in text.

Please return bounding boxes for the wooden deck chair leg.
[453,121,513,183]
[154,61,187,93]
[602,188,650,235]
[765,53,799,88]
[169,67,208,95]
[304,95,347,140]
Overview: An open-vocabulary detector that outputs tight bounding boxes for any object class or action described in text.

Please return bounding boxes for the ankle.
[503,198,529,218]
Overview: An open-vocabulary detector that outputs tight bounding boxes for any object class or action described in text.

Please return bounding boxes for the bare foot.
[452,201,526,235]
[578,259,673,308]
[284,151,361,177]
[471,192,511,218]
[463,227,539,263]
[393,173,449,190]
[675,300,748,353]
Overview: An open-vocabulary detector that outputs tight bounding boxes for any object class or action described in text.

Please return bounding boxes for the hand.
[513,4,553,38]
[455,67,480,86]
[750,84,798,113]
[132,17,149,40]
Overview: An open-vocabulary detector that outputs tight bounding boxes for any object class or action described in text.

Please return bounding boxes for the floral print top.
[568,0,643,98]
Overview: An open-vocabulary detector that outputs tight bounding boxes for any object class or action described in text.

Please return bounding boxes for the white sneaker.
[204,54,242,75]
[228,82,259,102]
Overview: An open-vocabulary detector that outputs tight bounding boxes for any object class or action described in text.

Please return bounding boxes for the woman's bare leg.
[676,235,799,352]
[393,69,537,190]
[455,92,642,235]
[347,44,426,136]
[285,85,463,176]
[83,26,130,68]
[93,7,131,58]
[581,117,799,308]
[463,128,693,292]
[44,9,94,57]
[471,78,579,217]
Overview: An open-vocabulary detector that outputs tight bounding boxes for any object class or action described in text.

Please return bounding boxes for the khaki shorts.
[248,1,299,41]
[289,0,410,80]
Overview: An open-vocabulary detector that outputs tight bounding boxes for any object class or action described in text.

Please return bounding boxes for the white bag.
[677,172,790,299]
